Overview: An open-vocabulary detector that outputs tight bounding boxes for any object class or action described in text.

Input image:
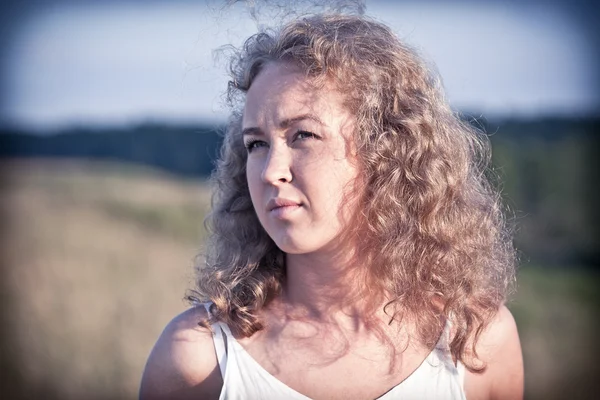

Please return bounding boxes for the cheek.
[333,161,360,207]
[246,162,263,206]
[310,163,359,216]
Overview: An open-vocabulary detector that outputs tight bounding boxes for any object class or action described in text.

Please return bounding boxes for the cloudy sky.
[0,0,598,132]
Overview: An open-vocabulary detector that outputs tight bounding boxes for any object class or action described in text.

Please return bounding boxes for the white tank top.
[204,304,467,400]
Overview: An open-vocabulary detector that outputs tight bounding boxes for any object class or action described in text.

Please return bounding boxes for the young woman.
[140,13,523,400]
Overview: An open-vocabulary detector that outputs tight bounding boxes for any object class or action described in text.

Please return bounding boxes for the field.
[1,159,598,399]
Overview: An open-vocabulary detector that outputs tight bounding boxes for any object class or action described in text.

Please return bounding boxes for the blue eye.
[244,140,267,153]
[295,130,319,141]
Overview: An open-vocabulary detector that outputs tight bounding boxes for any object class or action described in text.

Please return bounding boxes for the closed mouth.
[267,198,302,212]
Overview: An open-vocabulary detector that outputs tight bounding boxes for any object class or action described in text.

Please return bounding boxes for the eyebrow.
[241,114,325,137]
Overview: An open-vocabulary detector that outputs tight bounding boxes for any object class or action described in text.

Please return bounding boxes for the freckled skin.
[243,62,359,255]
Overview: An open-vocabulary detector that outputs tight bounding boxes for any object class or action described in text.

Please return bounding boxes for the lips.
[267,198,302,212]
[266,198,303,220]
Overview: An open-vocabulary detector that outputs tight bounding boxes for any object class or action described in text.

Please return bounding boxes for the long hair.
[191,13,516,370]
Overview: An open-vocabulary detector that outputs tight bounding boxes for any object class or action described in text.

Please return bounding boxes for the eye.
[244,139,268,153]
[294,130,320,141]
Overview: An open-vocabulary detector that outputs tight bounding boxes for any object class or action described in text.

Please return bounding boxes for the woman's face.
[243,62,359,255]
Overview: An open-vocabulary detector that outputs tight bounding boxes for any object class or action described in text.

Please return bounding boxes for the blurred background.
[0,0,598,399]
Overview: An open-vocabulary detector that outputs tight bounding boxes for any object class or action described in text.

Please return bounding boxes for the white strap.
[202,303,228,380]
[444,316,467,391]
[219,320,234,337]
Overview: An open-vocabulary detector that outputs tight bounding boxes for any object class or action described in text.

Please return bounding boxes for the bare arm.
[139,306,222,400]
[464,305,524,400]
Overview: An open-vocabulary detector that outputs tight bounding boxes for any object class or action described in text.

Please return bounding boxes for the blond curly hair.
[191,13,516,370]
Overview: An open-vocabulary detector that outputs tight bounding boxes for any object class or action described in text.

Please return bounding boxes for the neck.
[281,250,384,327]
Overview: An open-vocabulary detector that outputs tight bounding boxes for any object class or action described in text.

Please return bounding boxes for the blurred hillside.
[0,158,598,400]
[0,160,209,399]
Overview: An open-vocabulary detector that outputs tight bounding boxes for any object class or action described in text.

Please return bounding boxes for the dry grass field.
[1,159,208,399]
[1,159,598,400]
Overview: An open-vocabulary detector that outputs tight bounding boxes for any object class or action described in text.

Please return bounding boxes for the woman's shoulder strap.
[202,303,231,380]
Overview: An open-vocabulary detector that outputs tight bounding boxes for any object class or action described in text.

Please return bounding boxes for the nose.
[261,146,292,184]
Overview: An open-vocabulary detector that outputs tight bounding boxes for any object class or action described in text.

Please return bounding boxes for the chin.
[273,241,309,255]
[270,234,315,255]
[265,224,344,255]
[271,234,341,256]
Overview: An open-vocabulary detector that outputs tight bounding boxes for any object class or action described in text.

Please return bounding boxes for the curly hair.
[191,13,516,370]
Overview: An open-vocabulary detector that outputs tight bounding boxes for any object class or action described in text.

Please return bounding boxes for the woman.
[140,13,523,400]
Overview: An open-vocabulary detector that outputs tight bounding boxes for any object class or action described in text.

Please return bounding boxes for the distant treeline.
[482,116,599,268]
[0,123,225,177]
[1,116,599,267]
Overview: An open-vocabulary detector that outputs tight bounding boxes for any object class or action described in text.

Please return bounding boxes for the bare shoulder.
[464,305,524,400]
[139,305,222,400]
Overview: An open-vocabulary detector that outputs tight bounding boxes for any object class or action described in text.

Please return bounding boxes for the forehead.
[242,62,350,129]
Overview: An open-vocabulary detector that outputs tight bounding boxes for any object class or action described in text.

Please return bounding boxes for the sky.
[0,0,598,132]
